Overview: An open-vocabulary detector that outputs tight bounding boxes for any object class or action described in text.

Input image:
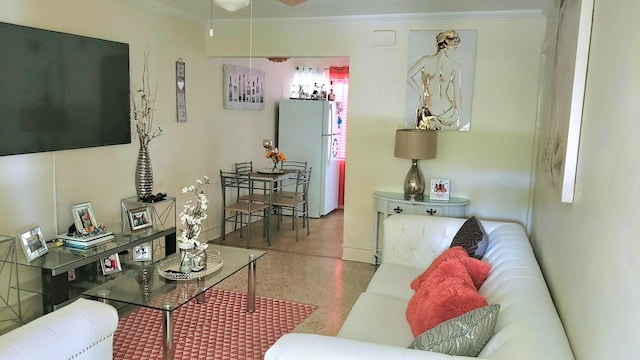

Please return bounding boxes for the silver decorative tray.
[157,250,223,281]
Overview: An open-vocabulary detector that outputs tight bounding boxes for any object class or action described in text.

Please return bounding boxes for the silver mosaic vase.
[135,146,153,200]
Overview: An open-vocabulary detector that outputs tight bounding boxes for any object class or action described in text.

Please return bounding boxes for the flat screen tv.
[0,22,131,156]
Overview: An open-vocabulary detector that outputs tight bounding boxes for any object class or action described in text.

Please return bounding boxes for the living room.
[0,0,639,359]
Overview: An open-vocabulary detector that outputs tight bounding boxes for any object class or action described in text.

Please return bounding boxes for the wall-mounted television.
[0,22,131,156]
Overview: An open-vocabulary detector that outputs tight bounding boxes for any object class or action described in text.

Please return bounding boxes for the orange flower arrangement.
[265,147,287,171]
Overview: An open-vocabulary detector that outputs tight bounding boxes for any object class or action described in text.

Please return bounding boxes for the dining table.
[249,168,298,245]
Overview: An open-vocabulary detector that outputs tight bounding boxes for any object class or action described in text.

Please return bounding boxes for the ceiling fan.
[278,0,307,6]
[214,0,307,12]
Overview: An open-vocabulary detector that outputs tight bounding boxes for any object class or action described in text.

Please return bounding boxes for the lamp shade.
[214,0,250,12]
[394,129,437,160]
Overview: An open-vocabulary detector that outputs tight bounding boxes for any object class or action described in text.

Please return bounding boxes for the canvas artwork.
[405,30,477,131]
[540,0,594,203]
[223,64,265,110]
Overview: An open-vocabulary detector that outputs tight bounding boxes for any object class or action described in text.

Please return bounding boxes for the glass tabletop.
[82,245,266,312]
[13,227,177,276]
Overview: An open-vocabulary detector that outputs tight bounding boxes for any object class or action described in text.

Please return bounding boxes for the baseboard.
[342,246,375,264]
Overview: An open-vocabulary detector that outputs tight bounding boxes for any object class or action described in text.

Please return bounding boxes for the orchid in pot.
[178,175,210,251]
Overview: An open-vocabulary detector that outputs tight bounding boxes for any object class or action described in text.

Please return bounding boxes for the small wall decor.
[128,207,153,231]
[17,226,48,262]
[405,30,477,131]
[133,242,153,261]
[176,58,187,122]
[429,179,451,201]
[223,64,265,110]
[101,253,122,275]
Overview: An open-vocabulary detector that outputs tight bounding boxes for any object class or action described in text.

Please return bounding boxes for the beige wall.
[207,15,546,261]
[531,0,640,358]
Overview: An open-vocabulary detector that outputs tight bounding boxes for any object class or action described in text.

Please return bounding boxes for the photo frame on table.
[70,202,98,233]
[429,179,451,201]
[101,254,122,275]
[17,226,48,262]
[133,242,153,262]
[128,207,153,231]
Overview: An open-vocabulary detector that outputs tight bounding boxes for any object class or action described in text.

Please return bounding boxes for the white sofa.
[0,298,118,360]
[266,215,574,359]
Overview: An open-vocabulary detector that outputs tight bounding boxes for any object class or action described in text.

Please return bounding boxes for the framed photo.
[429,179,451,201]
[101,254,122,275]
[70,202,98,233]
[133,242,152,262]
[18,226,48,262]
[128,207,153,231]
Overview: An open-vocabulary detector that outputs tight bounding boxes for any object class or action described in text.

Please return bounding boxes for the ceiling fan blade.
[278,0,307,6]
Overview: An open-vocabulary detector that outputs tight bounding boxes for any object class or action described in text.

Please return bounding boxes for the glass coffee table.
[83,245,266,360]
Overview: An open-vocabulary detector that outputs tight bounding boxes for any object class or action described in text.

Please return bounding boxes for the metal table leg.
[247,254,256,313]
[162,302,175,360]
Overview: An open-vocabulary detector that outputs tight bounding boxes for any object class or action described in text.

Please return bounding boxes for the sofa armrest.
[265,334,479,360]
[0,298,118,360]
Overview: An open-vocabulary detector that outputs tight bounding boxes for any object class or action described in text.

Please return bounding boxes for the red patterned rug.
[113,288,317,360]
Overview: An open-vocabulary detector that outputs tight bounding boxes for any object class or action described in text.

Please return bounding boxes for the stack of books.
[58,232,115,249]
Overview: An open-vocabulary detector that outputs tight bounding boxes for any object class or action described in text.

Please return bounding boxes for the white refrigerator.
[277,99,340,218]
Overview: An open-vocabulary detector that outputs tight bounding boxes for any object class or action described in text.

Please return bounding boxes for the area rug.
[113,288,317,360]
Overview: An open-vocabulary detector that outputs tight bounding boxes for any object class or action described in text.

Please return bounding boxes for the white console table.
[372,191,469,265]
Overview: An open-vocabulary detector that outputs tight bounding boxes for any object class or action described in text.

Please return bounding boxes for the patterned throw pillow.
[450,216,488,259]
[409,304,501,356]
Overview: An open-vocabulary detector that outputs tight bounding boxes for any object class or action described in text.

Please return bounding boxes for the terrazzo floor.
[210,209,377,336]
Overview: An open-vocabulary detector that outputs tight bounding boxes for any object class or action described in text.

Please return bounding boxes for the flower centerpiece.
[266,147,287,171]
[178,175,210,250]
[132,48,163,201]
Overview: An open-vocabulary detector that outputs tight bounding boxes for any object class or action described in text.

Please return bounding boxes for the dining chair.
[279,160,308,199]
[219,170,270,248]
[235,161,271,204]
[271,168,312,241]
[281,160,308,171]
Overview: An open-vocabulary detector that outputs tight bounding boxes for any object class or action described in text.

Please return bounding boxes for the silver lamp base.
[403,159,425,201]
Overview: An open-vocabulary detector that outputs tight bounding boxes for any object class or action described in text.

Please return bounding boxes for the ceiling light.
[214,0,250,12]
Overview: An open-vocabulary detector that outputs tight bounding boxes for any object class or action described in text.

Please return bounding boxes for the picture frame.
[540,0,594,203]
[128,207,153,231]
[70,202,98,233]
[133,242,153,262]
[429,179,451,201]
[100,253,122,275]
[17,226,48,262]
[223,64,265,111]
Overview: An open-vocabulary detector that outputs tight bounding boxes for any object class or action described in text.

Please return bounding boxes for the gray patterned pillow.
[408,304,500,356]
[450,216,488,259]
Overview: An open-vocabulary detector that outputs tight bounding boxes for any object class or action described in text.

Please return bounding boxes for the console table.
[3,197,177,316]
[372,191,469,265]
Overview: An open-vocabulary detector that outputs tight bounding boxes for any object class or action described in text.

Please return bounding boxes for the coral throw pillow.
[406,274,488,337]
[411,247,491,291]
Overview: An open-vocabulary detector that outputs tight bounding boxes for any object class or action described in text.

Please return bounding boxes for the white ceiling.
[137,0,555,24]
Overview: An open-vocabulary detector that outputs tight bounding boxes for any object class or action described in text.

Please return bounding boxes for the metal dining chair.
[271,168,312,241]
[279,160,308,200]
[219,170,270,248]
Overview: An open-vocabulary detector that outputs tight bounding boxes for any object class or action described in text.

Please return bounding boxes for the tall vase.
[135,145,153,200]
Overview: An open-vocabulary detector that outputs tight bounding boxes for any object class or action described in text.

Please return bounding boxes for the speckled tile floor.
[210,209,377,336]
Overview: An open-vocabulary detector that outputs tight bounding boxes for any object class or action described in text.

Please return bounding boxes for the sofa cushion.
[338,292,415,347]
[409,304,500,356]
[406,271,488,337]
[366,263,425,301]
[410,246,491,291]
[450,216,488,259]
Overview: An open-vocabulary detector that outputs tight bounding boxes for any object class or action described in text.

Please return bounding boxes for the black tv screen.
[0,22,131,156]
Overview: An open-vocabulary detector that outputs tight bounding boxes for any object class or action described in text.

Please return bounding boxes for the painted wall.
[531,0,640,358]
[206,15,546,262]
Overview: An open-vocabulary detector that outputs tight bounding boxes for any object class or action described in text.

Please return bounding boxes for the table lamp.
[394,129,437,201]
